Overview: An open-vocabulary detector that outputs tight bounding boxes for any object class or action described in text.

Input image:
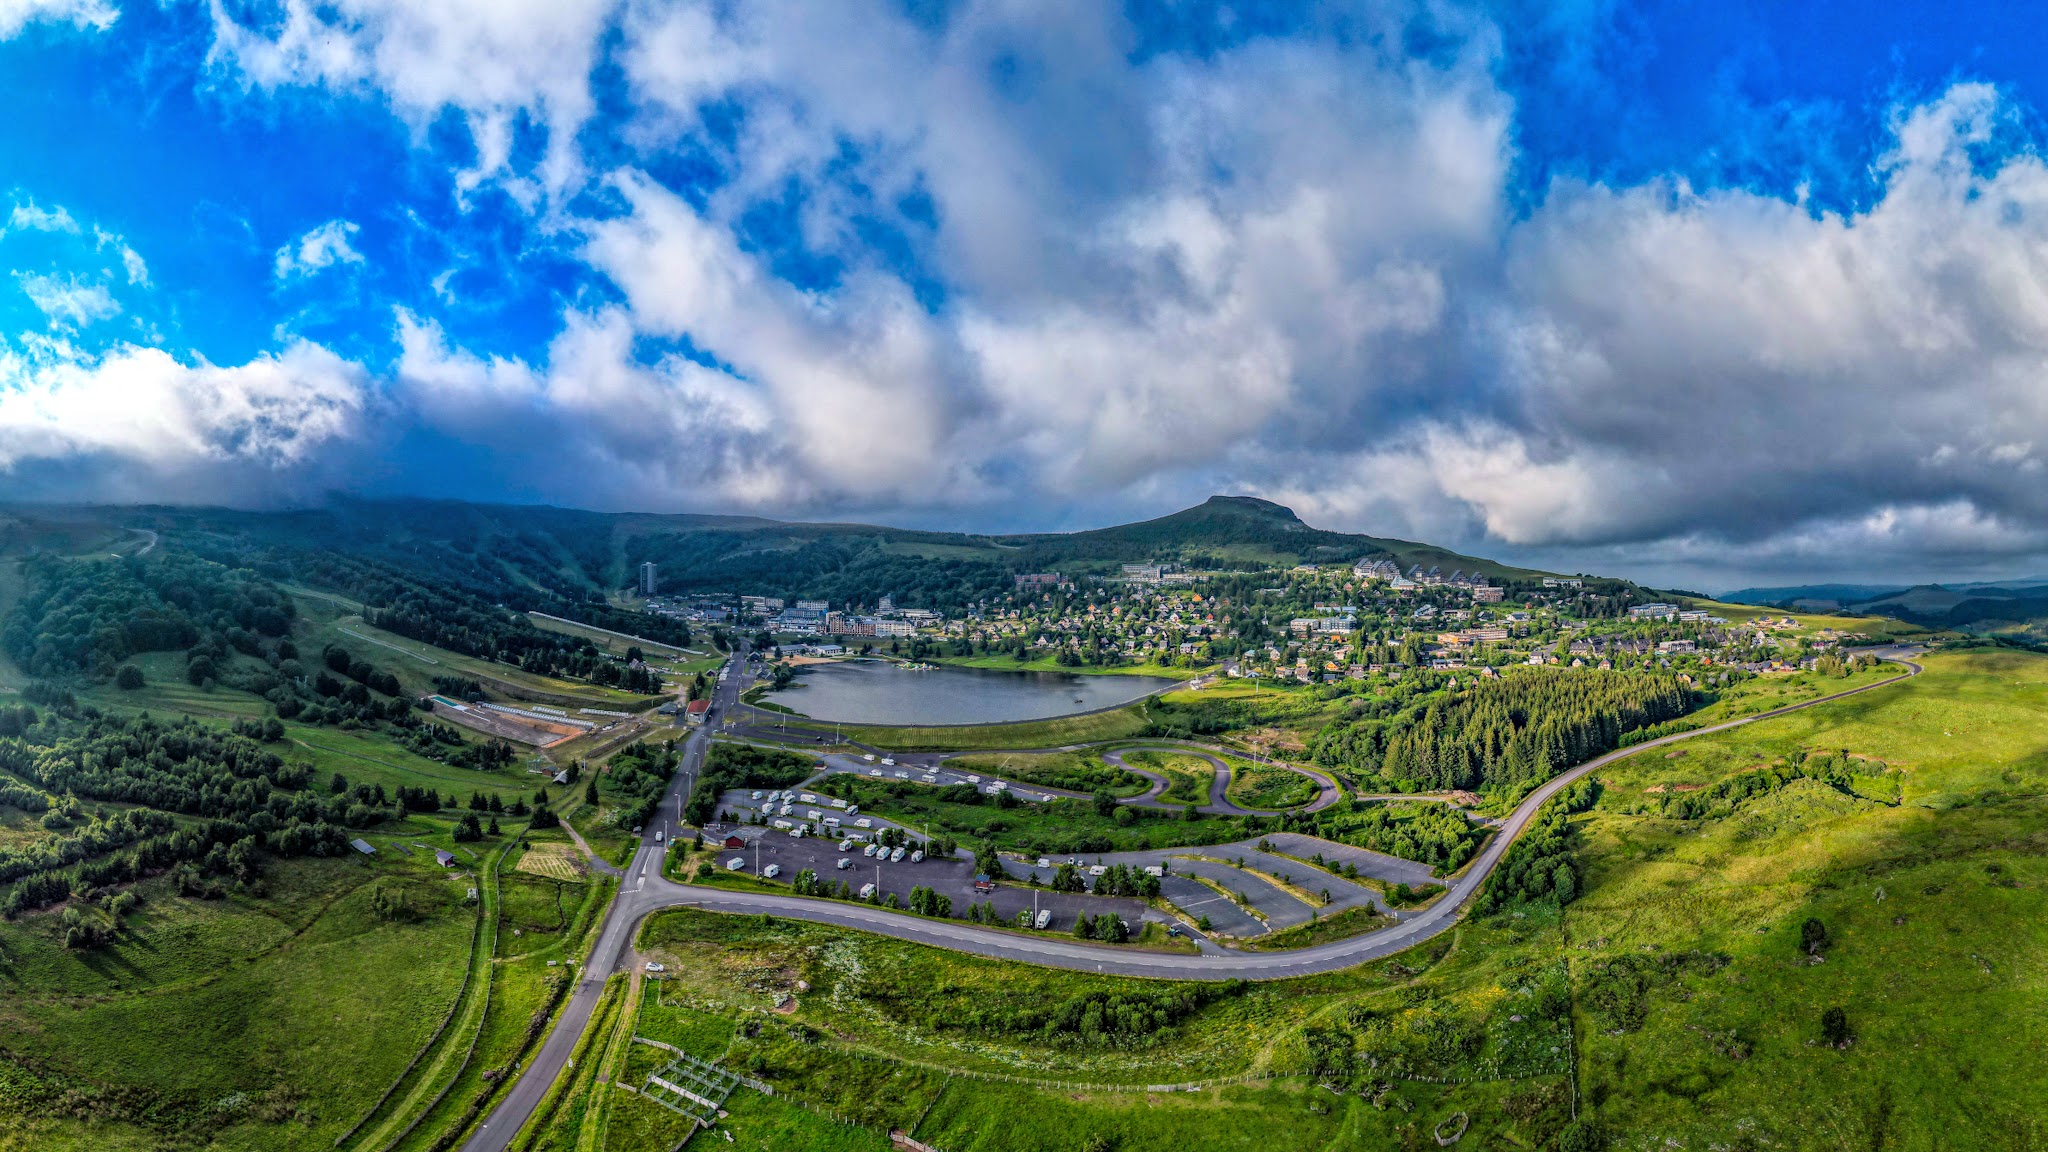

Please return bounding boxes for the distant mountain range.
[1724,579,2048,635]
[0,495,1562,613]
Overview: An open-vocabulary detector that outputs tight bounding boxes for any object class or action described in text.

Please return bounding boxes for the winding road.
[463,648,1923,1151]
[1102,745,1343,815]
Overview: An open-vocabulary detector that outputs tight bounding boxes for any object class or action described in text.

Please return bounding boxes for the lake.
[760,661,1181,726]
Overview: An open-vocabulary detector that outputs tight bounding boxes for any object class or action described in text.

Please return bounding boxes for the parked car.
[727,857,745,870]
[1034,909,1052,930]
[763,864,781,879]
[836,858,855,870]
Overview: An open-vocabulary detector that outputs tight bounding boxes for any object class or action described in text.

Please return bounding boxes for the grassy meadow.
[1123,749,1216,803]
[595,646,2048,1152]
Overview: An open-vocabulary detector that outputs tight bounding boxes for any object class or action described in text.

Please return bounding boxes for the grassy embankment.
[943,750,1151,796]
[837,705,1154,752]
[583,647,2048,1152]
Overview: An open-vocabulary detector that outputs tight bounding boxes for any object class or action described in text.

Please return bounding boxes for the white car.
[965,775,981,784]
[646,961,666,973]
[881,757,895,766]
[763,864,781,879]
[727,857,745,870]
[862,754,876,762]
[869,769,883,778]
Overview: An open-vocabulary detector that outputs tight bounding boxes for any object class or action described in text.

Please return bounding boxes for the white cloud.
[0,0,116,38]
[207,0,616,199]
[581,170,968,505]
[0,338,369,503]
[395,307,788,505]
[155,5,2048,581]
[274,219,365,279]
[17,273,119,329]
[6,200,78,234]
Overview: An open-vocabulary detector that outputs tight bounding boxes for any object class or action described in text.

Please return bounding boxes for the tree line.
[1309,668,1695,793]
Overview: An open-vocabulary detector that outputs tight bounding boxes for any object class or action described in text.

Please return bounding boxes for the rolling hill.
[0,495,1556,615]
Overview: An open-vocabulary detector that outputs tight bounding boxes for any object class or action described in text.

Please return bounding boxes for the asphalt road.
[465,647,1923,1148]
[462,642,751,1152]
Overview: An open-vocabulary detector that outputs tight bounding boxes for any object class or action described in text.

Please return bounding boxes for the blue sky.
[5,0,2048,589]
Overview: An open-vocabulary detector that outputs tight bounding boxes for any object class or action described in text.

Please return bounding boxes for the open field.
[0,848,478,1150]
[293,597,666,712]
[1227,759,1319,809]
[1124,749,1215,803]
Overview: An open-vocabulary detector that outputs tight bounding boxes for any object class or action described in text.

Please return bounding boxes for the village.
[638,553,1866,696]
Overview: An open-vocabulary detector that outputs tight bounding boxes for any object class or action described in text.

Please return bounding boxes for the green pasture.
[1123,749,1215,803]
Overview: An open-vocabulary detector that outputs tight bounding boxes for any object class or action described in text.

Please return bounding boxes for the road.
[462,641,752,1152]
[1101,745,1342,815]
[465,648,1923,1148]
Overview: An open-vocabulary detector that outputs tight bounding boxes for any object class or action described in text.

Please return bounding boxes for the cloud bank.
[10,3,2048,585]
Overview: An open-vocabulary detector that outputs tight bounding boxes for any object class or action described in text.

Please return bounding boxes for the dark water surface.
[762,660,1180,725]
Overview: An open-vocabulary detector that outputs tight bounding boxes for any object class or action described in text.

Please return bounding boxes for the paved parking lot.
[699,818,1149,935]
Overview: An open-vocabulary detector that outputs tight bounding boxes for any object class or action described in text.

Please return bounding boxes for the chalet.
[685,699,711,725]
[435,849,458,868]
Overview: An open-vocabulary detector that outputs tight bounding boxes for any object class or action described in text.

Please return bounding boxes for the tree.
[330,772,349,794]
[1093,789,1118,817]
[1557,1119,1605,1152]
[115,664,144,690]
[1821,1006,1851,1047]
[1552,863,1576,905]
[1072,913,1095,939]
[585,778,600,807]
[1801,917,1829,956]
